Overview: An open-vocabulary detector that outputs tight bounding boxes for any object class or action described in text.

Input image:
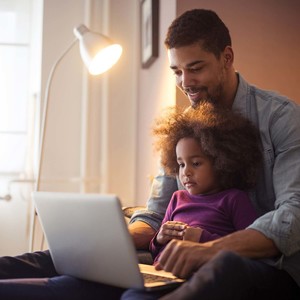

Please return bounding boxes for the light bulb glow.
[88,44,122,75]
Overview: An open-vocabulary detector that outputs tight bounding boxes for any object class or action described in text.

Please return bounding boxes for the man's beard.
[183,84,223,108]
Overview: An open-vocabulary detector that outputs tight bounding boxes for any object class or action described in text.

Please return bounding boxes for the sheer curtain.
[0,0,42,255]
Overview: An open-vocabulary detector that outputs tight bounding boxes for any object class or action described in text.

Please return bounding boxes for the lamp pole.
[29,38,79,251]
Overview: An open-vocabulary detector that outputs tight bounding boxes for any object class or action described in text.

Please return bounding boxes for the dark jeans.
[122,251,300,300]
[0,250,124,300]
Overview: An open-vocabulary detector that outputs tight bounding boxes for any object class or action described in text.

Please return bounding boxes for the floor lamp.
[29,24,122,252]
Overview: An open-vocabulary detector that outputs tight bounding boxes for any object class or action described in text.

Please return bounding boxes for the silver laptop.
[32,191,184,290]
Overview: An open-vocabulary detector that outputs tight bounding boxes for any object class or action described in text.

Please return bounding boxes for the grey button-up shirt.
[130,74,300,286]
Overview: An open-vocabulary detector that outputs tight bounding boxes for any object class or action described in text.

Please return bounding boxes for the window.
[0,0,40,176]
[0,0,42,255]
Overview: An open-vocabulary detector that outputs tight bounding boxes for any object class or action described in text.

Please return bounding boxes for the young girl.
[150,102,262,263]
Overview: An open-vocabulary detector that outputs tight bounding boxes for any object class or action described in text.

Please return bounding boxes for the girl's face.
[176,137,221,195]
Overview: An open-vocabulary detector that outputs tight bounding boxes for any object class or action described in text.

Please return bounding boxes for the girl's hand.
[183,226,203,242]
[156,221,187,245]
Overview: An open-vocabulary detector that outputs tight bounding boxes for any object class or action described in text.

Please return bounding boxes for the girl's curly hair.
[152,102,262,190]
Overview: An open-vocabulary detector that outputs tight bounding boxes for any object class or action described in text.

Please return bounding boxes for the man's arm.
[128,221,156,249]
[208,228,279,258]
[129,170,180,249]
[156,228,279,279]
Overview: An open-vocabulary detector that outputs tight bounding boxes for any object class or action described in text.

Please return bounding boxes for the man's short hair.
[164,9,231,58]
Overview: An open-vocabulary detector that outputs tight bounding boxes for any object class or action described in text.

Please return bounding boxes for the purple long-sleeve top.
[150,188,258,262]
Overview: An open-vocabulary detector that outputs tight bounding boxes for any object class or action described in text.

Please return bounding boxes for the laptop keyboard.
[142,272,176,283]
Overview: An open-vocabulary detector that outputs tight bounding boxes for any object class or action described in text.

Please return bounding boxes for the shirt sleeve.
[248,101,300,256]
[129,168,179,231]
[149,193,179,260]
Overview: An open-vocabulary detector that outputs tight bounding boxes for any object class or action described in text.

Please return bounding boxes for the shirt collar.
[232,73,249,118]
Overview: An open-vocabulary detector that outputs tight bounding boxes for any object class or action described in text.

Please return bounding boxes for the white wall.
[98,0,139,207]
[38,0,139,200]
[39,0,85,192]
[135,0,177,205]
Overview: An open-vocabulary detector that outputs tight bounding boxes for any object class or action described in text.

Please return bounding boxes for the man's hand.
[155,239,214,278]
[156,221,187,245]
[155,229,280,279]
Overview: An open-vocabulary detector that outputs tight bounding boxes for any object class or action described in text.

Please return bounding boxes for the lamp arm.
[35,37,78,191]
[29,38,78,252]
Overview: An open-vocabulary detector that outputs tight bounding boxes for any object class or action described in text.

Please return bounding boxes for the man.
[0,8,299,300]
[124,8,300,299]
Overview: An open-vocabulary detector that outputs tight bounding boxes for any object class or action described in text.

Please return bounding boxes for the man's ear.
[223,46,234,67]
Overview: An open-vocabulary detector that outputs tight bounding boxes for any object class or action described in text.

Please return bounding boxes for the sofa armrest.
[122,206,146,219]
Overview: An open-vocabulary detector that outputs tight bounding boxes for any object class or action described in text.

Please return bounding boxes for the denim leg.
[0,251,125,299]
[0,250,57,279]
[0,275,125,300]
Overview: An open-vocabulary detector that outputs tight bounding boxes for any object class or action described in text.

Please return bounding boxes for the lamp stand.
[29,38,78,252]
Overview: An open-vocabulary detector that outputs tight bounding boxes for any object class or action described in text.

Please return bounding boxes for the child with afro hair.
[150,102,262,263]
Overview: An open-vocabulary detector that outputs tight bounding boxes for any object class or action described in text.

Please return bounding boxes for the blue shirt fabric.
[130,74,300,286]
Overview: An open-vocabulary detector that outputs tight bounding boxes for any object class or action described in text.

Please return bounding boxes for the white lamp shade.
[74,24,122,75]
